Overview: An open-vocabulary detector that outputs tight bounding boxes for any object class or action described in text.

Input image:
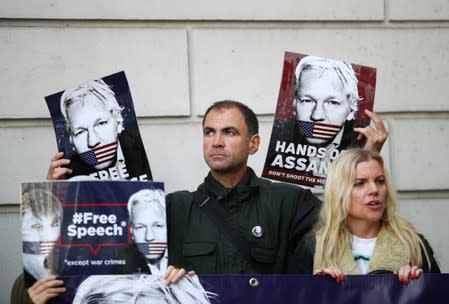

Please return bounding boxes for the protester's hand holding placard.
[20,181,166,287]
[45,71,152,181]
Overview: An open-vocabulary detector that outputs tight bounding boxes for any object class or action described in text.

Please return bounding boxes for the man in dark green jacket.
[167,167,320,274]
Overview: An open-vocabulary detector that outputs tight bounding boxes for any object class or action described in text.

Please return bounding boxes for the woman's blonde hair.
[315,148,430,269]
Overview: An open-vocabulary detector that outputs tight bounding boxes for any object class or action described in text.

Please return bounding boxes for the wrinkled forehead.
[298,68,355,101]
[66,94,110,115]
[300,67,346,87]
[132,200,165,217]
[203,107,248,131]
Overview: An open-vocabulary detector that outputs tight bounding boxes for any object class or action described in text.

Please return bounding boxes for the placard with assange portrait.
[45,71,152,181]
[20,180,168,289]
[263,51,376,188]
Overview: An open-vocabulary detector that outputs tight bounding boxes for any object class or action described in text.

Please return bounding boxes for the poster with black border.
[45,71,152,181]
[20,180,168,289]
[262,52,376,188]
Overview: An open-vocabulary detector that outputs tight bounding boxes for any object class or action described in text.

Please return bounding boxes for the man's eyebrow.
[299,94,316,100]
[301,93,341,101]
[222,126,240,134]
[203,126,241,134]
[95,117,107,124]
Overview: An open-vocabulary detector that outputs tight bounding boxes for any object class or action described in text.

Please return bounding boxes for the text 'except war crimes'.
[64,258,126,267]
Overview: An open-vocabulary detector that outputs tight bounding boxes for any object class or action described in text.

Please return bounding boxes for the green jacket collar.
[198,167,260,203]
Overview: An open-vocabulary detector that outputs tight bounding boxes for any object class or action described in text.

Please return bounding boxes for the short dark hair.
[202,100,259,138]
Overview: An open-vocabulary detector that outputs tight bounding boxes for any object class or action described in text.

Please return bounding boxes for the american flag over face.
[297,121,342,140]
[23,241,56,255]
[79,141,118,167]
[136,242,167,256]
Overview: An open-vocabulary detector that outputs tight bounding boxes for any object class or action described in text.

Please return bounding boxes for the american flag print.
[79,141,118,167]
[297,121,342,140]
[23,241,56,255]
[136,242,167,256]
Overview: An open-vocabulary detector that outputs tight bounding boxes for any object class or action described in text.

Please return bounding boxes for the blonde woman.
[289,149,440,284]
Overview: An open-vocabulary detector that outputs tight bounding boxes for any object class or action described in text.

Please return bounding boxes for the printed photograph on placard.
[54,274,215,304]
[262,52,376,188]
[20,180,167,288]
[45,71,152,181]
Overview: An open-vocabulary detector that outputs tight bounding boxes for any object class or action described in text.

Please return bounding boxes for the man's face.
[203,107,256,175]
[22,209,60,279]
[67,95,119,169]
[131,202,167,261]
[295,69,354,145]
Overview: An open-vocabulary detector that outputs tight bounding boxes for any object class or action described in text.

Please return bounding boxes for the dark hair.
[202,100,259,138]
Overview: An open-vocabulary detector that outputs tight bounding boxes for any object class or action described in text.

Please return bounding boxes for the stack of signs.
[21,181,178,303]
